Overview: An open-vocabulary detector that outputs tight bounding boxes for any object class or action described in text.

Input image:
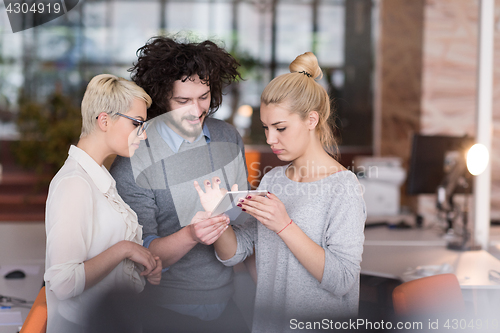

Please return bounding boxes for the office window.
[111,2,160,64]
[83,2,113,63]
[276,3,312,64]
[317,3,344,67]
[237,2,270,62]
[166,2,232,48]
[0,0,375,149]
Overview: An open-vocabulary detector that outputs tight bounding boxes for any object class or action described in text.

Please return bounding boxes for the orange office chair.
[245,150,261,189]
[19,286,47,333]
[392,274,466,316]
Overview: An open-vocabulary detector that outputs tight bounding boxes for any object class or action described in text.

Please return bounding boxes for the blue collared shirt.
[155,120,211,153]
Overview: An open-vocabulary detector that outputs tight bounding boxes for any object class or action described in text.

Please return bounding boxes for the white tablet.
[211,190,268,225]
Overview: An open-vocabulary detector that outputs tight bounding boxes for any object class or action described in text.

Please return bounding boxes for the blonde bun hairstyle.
[261,52,338,158]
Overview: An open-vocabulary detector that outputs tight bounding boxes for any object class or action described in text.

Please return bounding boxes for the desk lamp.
[437,144,489,251]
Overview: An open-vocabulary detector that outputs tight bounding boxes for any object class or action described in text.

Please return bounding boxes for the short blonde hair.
[261,52,338,158]
[80,74,152,136]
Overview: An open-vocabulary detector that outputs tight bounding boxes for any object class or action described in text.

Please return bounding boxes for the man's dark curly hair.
[129,36,241,120]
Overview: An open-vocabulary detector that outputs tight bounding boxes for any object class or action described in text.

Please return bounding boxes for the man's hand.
[188,211,230,245]
[194,177,238,212]
[146,256,162,285]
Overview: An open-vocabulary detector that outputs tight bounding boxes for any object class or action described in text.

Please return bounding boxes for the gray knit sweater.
[111,117,248,306]
[219,166,366,332]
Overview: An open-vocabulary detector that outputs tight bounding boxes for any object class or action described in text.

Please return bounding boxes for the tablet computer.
[211,190,267,225]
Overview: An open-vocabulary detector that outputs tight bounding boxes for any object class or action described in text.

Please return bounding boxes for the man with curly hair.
[110,36,250,333]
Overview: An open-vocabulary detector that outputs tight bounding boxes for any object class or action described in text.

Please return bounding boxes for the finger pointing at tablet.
[194,178,238,213]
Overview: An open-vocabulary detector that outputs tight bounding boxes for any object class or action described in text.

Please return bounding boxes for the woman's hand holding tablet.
[194,177,267,225]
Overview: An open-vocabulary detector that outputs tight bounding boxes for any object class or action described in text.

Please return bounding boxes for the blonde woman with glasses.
[44,74,162,332]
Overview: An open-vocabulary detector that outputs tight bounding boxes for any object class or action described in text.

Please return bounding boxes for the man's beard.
[165,113,203,140]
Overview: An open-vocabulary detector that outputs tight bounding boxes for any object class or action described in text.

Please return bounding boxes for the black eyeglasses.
[96,113,148,136]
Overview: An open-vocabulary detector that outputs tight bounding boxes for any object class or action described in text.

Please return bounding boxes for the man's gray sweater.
[110,117,248,305]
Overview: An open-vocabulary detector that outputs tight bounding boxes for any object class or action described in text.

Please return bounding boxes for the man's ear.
[96,112,109,132]
[308,111,319,130]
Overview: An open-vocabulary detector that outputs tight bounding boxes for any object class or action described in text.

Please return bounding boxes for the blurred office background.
[0,0,500,225]
[0,0,364,146]
[3,0,500,324]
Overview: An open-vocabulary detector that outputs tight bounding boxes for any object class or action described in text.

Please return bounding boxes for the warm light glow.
[237,105,253,118]
[467,143,489,176]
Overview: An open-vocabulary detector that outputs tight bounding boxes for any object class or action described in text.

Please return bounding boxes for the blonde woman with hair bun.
[197,52,366,332]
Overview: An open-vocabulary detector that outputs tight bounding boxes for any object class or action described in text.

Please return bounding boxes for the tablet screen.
[211,190,267,225]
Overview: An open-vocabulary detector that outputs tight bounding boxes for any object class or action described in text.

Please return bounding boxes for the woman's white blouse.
[44,145,145,329]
